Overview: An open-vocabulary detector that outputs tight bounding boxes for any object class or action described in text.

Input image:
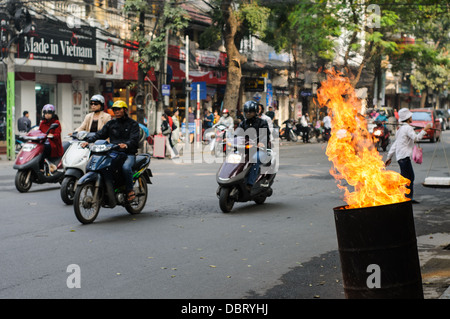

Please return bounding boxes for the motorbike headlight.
[22,143,37,152]
[90,144,112,153]
[373,130,382,136]
[226,153,242,164]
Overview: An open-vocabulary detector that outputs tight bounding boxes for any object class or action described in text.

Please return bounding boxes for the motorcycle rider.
[215,109,234,129]
[38,104,64,172]
[206,109,234,145]
[236,100,270,193]
[74,94,111,133]
[81,100,140,202]
[258,104,274,142]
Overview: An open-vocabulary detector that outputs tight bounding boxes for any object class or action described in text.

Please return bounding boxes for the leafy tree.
[199,0,270,112]
[124,0,189,91]
[392,1,449,107]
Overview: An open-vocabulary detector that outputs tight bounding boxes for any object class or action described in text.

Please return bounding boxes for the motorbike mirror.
[46,123,59,134]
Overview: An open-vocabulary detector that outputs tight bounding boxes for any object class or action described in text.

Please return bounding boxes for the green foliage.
[124,0,189,73]
[199,0,270,50]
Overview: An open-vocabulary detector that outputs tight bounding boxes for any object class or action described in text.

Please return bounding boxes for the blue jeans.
[398,157,414,199]
[122,155,136,192]
[247,151,268,186]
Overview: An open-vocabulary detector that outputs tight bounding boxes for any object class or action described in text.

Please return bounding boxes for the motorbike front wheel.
[289,130,298,142]
[61,176,77,205]
[15,170,32,193]
[74,182,100,224]
[219,187,235,213]
[125,176,148,215]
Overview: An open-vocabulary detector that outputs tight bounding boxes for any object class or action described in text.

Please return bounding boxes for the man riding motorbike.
[81,100,140,202]
[236,100,271,193]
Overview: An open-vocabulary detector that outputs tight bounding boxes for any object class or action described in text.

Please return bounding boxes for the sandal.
[127,191,136,202]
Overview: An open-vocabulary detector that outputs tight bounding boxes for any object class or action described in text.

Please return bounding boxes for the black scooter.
[73,140,153,224]
[216,137,277,213]
[281,119,298,142]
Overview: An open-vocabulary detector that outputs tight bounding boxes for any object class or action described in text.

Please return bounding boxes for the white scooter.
[206,124,229,153]
[60,131,95,205]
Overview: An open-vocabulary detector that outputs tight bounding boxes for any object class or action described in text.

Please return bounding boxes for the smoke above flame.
[317,69,410,209]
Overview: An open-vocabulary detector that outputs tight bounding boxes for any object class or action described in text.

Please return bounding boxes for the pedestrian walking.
[161,114,178,159]
[171,108,180,148]
[385,108,432,203]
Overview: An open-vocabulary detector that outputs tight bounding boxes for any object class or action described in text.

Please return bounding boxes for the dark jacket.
[236,117,270,148]
[87,115,140,154]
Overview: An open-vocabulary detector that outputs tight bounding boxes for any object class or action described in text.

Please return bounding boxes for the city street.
[0,133,449,300]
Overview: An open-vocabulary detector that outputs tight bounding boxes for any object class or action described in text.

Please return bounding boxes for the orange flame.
[317,69,410,209]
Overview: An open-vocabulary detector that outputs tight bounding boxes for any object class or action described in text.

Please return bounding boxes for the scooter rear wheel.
[74,182,100,224]
[125,176,148,215]
[219,187,235,213]
[15,170,32,193]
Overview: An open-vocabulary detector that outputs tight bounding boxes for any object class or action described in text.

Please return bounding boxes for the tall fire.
[317,69,410,209]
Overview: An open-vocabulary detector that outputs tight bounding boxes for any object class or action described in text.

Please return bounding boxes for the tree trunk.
[420,90,427,108]
[221,1,247,113]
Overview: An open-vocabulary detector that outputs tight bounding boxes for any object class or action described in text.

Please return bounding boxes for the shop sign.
[244,77,265,92]
[17,18,96,65]
[169,45,227,85]
[95,30,123,79]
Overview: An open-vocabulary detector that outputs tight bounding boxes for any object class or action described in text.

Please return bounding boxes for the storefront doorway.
[35,83,56,124]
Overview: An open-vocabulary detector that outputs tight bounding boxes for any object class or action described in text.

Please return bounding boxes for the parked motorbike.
[73,140,152,224]
[372,121,390,151]
[216,136,277,213]
[60,131,96,205]
[13,123,69,193]
[280,119,298,142]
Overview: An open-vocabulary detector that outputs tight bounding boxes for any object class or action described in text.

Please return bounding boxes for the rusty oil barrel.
[334,200,424,299]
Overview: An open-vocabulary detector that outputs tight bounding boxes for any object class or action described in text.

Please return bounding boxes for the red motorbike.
[13,123,69,192]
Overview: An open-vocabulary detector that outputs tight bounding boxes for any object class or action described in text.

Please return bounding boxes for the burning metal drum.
[334,200,423,299]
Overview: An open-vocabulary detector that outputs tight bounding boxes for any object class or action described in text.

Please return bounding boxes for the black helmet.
[243,100,258,114]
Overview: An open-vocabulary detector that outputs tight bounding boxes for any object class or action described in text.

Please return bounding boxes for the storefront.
[14,18,98,137]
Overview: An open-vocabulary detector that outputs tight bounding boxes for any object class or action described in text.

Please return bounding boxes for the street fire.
[317,69,410,209]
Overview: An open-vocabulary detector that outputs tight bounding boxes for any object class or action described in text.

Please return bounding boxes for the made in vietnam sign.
[17,18,96,65]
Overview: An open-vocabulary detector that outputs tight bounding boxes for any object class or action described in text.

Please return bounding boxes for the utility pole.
[185,35,190,139]
[5,42,15,161]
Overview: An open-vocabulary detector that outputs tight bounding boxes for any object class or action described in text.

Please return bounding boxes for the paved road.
[0,134,448,300]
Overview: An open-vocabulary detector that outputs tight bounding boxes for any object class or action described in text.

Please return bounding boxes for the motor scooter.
[280,119,298,142]
[216,136,277,213]
[73,140,153,224]
[372,121,390,151]
[207,123,228,153]
[60,131,96,205]
[13,123,69,192]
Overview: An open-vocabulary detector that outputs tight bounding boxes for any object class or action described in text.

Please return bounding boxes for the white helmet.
[90,94,105,106]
